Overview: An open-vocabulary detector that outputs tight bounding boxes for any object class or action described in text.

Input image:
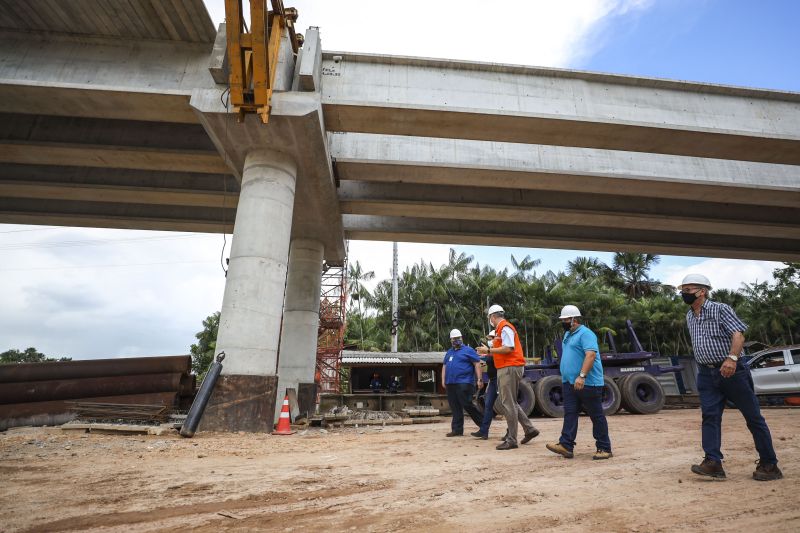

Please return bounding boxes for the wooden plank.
[149,0,182,40]
[61,422,169,435]
[127,0,162,40]
[90,0,122,37]
[170,0,200,42]
[226,0,246,105]
[249,0,269,110]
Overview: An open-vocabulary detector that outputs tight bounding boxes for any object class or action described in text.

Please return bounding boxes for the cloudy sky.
[1,0,797,359]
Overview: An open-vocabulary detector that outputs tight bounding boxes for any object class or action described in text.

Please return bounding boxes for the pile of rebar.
[67,402,169,423]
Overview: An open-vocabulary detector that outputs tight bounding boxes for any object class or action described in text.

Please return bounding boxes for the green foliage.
[0,347,71,364]
[190,312,220,378]
[345,253,800,356]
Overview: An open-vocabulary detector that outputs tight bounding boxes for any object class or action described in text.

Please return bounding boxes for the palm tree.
[611,252,661,299]
[347,261,375,349]
[566,256,607,282]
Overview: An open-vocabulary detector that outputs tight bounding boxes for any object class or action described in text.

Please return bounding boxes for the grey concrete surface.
[320,52,800,165]
[276,239,325,421]
[215,150,297,377]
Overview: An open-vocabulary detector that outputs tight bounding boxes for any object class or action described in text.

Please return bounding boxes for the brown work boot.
[753,460,783,481]
[691,458,726,479]
[546,442,574,459]
[521,428,540,444]
[593,449,613,460]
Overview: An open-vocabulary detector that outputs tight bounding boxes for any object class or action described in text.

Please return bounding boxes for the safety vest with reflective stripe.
[492,319,525,368]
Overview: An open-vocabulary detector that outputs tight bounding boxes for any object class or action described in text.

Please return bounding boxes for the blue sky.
[350,0,797,291]
[1,0,796,358]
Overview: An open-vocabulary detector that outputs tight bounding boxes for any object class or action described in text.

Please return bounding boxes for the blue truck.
[477,320,683,418]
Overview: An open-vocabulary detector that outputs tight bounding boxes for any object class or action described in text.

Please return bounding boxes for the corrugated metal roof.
[0,0,217,43]
[342,351,444,365]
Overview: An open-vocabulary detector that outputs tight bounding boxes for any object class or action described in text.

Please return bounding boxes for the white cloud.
[203,0,653,68]
[0,226,227,359]
[347,240,453,291]
[661,258,780,291]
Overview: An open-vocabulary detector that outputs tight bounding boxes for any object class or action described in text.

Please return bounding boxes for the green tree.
[190,312,220,377]
[347,260,375,349]
[0,347,70,364]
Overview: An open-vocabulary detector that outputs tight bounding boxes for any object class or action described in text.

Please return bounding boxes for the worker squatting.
[440,273,783,482]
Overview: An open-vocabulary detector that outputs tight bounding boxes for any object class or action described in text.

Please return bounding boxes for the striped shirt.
[685,300,748,365]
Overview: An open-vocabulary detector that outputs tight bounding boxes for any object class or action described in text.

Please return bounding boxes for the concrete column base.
[199,375,279,433]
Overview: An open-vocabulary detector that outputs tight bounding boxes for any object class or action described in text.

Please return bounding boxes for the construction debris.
[67,402,169,424]
[60,422,170,435]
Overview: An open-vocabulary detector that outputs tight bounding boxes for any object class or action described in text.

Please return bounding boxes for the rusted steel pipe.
[0,373,182,404]
[0,356,191,383]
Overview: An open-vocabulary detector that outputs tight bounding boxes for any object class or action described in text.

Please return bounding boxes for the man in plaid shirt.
[680,273,782,481]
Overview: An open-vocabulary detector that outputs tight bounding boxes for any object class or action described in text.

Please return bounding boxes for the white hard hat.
[559,305,581,319]
[487,304,504,317]
[449,328,462,339]
[678,273,711,290]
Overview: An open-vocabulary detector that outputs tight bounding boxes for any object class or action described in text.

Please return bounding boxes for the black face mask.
[561,321,572,332]
[682,292,699,305]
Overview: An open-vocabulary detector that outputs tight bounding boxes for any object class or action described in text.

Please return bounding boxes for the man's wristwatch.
[578,372,587,379]
[727,354,739,362]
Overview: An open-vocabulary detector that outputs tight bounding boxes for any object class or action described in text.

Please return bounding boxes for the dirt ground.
[1,409,799,533]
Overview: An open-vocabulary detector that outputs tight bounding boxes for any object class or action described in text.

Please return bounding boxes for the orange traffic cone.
[273,394,296,435]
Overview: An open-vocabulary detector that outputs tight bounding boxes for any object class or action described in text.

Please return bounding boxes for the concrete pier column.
[276,239,324,420]
[201,149,297,433]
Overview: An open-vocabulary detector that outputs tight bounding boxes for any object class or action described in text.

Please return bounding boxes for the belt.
[700,360,741,369]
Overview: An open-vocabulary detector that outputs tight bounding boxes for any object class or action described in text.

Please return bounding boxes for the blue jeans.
[697,363,777,464]
[559,382,611,452]
[479,378,499,435]
[446,383,482,434]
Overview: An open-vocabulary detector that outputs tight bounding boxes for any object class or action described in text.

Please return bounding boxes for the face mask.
[682,292,699,305]
[561,321,572,332]
[452,339,463,349]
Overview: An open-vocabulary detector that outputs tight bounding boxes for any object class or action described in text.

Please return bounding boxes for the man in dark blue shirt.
[442,328,483,437]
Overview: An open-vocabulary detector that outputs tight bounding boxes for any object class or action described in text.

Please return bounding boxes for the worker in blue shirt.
[441,328,484,437]
[546,305,612,460]
[369,373,382,392]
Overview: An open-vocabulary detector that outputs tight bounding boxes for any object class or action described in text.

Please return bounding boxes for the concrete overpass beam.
[201,149,297,433]
[276,239,325,421]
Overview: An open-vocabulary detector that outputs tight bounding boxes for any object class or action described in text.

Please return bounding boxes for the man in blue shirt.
[546,305,612,460]
[441,328,483,437]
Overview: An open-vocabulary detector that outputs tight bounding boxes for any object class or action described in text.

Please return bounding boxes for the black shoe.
[496,441,518,450]
[753,460,783,481]
[691,458,726,479]
[470,431,488,440]
[520,428,540,444]
[446,431,463,437]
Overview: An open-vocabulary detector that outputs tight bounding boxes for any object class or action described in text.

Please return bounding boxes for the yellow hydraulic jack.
[224,0,302,124]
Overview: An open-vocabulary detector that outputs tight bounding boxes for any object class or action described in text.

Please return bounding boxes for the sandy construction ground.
[1,409,799,532]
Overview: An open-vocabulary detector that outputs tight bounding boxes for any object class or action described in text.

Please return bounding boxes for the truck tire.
[518,379,536,417]
[534,375,565,418]
[601,375,622,416]
[620,373,665,414]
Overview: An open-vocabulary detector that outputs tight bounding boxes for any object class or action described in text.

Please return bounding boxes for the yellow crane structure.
[224,0,302,123]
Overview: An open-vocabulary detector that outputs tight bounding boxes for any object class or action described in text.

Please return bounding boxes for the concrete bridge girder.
[320,53,800,165]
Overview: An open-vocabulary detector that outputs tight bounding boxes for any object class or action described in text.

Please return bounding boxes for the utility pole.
[391,242,399,352]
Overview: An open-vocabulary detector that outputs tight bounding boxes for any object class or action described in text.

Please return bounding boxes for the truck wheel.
[518,379,536,417]
[601,376,622,416]
[534,375,565,418]
[620,373,665,414]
